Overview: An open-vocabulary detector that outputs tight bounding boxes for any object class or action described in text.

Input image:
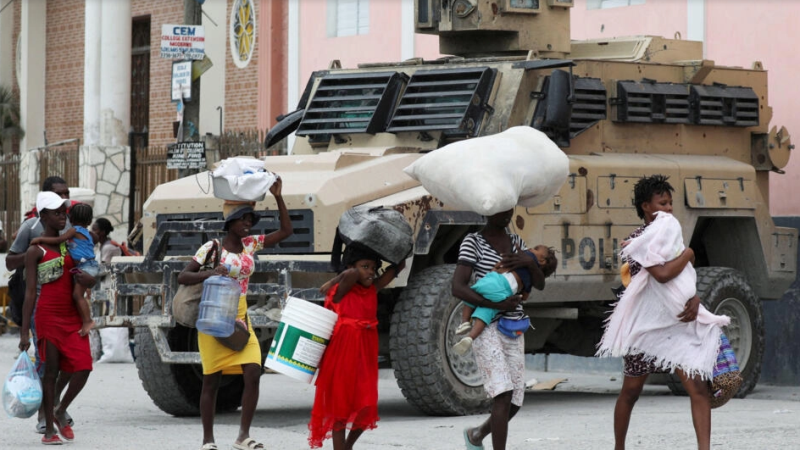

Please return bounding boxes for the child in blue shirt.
[452,245,557,355]
[31,203,98,336]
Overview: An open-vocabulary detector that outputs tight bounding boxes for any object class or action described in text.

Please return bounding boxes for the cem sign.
[161,24,205,60]
[167,142,207,170]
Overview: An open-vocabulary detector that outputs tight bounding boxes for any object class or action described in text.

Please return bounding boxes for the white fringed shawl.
[596,212,729,380]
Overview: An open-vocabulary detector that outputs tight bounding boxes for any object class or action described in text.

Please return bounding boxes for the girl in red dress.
[308,247,405,449]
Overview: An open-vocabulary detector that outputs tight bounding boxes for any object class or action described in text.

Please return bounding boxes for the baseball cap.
[36,191,71,213]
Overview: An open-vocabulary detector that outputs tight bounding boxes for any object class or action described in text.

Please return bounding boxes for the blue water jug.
[196,275,240,337]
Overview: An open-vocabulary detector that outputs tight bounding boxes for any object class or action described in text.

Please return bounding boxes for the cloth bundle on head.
[222,201,260,230]
[403,126,569,216]
[212,157,277,202]
[597,212,729,380]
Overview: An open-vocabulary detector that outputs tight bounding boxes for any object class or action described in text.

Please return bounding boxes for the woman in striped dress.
[452,209,546,450]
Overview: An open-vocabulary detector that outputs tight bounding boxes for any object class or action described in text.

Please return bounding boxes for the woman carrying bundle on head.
[308,245,405,450]
[178,177,292,450]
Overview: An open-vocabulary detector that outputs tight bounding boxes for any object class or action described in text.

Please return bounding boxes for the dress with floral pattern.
[192,235,266,375]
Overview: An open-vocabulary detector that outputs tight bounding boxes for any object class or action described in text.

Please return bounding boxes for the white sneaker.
[452,337,473,355]
[455,322,472,335]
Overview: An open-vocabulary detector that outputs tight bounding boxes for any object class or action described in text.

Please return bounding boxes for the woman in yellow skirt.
[178,177,292,450]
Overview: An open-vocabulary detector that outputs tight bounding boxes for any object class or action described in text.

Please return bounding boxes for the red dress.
[34,246,92,373]
[308,283,379,448]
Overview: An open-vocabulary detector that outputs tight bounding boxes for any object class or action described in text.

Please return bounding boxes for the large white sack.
[403,127,569,215]
[98,328,134,363]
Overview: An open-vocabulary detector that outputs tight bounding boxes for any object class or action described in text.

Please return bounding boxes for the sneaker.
[455,322,472,335]
[41,435,63,445]
[452,337,473,355]
[36,417,46,434]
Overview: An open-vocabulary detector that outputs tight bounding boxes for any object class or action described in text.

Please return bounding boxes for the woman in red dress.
[308,247,405,449]
[19,192,95,445]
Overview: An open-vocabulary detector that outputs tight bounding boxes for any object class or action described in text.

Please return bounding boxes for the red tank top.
[37,245,78,319]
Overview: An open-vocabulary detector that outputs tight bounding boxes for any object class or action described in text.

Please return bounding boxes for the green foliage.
[0,85,24,154]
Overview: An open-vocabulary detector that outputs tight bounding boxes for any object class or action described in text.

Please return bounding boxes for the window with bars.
[327,0,370,37]
[586,0,645,10]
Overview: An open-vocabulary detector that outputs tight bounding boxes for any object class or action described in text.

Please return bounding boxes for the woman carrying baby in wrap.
[597,175,730,450]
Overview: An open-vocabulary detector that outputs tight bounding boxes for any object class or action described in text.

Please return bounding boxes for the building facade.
[0,0,287,242]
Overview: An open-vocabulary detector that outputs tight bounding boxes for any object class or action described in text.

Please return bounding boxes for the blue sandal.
[463,427,484,450]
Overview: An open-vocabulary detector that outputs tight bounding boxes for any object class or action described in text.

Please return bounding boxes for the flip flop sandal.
[201,444,218,450]
[232,437,265,450]
[54,418,74,441]
[463,427,484,450]
[41,435,64,446]
[36,418,46,434]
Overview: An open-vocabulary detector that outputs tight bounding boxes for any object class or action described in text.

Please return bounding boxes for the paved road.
[0,334,798,449]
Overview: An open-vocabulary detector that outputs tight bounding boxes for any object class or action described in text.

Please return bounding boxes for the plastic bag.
[403,126,569,216]
[3,353,43,418]
[212,157,277,201]
[97,328,134,363]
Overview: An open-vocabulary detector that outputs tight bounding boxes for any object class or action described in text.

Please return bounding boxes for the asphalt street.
[0,334,798,450]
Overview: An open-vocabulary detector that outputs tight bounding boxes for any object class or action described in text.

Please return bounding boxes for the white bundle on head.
[403,127,569,216]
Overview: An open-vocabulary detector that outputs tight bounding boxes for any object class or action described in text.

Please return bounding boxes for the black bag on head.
[8,269,26,326]
[330,205,414,271]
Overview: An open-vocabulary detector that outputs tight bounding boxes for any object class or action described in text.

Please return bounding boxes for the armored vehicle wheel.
[390,265,491,416]
[134,298,244,416]
[666,267,764,398]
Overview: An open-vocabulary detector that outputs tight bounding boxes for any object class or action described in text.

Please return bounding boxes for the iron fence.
[0,153,21,237]
[38,139,80,188]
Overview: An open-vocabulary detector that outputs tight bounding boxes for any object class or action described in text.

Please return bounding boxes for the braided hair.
[68,203,94,228]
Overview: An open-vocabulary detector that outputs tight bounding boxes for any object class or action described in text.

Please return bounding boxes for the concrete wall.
[297,0,440,90]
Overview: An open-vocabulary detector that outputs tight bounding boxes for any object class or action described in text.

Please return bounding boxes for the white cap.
[36,191,70,213]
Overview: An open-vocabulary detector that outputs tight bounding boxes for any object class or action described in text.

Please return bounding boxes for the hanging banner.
[161,24,206,60]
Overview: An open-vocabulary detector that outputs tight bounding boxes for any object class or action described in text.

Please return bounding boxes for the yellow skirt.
[198,294,260,375]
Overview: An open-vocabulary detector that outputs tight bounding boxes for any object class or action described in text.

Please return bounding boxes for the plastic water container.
[265,297,338,383]
[196,275,240,337]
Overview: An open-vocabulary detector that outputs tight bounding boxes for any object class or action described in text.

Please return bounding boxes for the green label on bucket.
[268,322,329,375]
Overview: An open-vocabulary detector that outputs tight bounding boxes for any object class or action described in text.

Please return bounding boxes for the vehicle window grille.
[155,209,315,256]
[614,80,690,124]
[296,72,408,138]
[570,77,607,138]
[387,67,496,137]
[689,84,759,127]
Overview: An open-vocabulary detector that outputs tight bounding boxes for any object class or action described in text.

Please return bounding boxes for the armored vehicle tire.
[390,265,491,416]
[666,267,764,398]
[135,298,244,416]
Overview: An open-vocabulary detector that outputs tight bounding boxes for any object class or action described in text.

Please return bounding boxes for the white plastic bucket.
[265,297,338,383]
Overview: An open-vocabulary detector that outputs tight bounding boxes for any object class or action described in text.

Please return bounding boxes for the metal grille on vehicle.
[155,210,315,256]
[296,72,408,137]
[612,80,691,124]
[570,77,607,137]
[387,67,496,137]
[689,84,759,127]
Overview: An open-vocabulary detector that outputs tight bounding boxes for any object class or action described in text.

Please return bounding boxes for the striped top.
[457,231,528,320]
